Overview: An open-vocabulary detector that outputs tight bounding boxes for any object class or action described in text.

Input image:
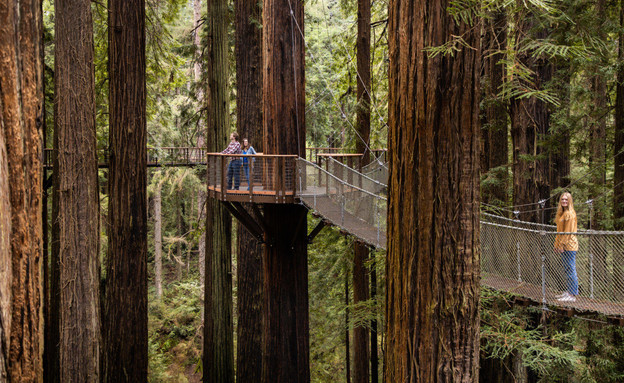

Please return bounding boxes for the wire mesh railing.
[297,158,387,249]
[481,213,624,316]
[206,153,298,203]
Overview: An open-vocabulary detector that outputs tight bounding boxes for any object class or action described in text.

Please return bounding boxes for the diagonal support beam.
[307,219,327,244]
[221,201,264,243]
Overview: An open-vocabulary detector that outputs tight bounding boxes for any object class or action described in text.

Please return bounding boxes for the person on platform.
[241,138,256,188]
[554,192,579,302]
[222,132,242,190]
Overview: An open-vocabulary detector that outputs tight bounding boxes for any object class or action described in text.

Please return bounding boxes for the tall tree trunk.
[588,0,609,298]
[370,259,378,383]
[352,243,369,383]
[385,0,481,381]
[0,64,11,382]
[616,0,624,230]
[262,1,309,382]
[102,0,147,380]
[353,1,371,381]
[345,265,351,383]
[482,9,508,206]
[154,184,163,300]
[511,9,552,223]
[549,65,571,192]
[590,0,607,229]
[203,0,234,381]
[54,0,101,380]
[0,0,44,380]
[235,0,264,381]
[614,0,624,299]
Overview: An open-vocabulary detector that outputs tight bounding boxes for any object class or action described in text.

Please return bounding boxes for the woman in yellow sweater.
[553,192,579,302]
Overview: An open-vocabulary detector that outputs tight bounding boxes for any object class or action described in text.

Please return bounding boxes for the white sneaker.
[554,292,568,299]
[558,294,576,302]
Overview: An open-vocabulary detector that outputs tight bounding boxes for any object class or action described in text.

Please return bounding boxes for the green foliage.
[148,280,203,382]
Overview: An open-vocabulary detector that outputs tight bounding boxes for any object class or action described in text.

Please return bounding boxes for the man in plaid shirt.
[222,132,242,189]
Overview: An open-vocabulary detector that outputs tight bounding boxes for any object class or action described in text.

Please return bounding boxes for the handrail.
[297,157,387,201]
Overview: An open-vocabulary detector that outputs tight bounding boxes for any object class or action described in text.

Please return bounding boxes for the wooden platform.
[208,184,296,204]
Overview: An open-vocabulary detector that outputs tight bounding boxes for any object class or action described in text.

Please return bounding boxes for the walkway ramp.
[301,156,624,317]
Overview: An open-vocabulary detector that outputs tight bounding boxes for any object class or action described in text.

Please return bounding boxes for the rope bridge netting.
[297,156,624,316]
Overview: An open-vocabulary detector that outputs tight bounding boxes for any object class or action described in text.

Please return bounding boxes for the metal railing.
[206,153,298,203]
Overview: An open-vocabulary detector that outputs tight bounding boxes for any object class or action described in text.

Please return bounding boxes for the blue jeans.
[227,159,241,189]
[562,250,579,295]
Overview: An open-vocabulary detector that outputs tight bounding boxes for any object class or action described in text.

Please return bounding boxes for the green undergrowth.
[148,278,203,382]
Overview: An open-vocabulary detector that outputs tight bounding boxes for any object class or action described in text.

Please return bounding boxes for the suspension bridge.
[43,146,624,319]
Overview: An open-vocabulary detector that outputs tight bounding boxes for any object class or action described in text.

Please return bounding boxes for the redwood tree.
[102,0,148,380]
[0,0,44,380]
[353,1,371,382]
[510,6,552,223]
[203,0,234,381]
[235,0,264,381]
[481,8,508,207]
[385,0,481,381]
[53,0,101,380]
[262,0,309,382]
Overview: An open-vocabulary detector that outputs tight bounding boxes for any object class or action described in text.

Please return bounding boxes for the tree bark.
[102,0,148,380]
[154,184,163,300]
[54,0,101,380]
[511,8,552,223]
[0,0,44,380]
[353,242,369,383]
[614,0,624,299]
[203,0,234,381]
[354,1,371,381]
[262,0,309,382]
[235,0,264,381]
[0,65,11,383]
[385,0,481,381]
[345,264,351,383]
[481,9,508,206]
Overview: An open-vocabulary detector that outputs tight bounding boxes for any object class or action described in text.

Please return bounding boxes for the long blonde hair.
[556,192,576,222]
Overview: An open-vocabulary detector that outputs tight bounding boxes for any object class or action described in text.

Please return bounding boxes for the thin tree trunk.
[0,0,44,380]
[102,0,148,380]
[0,67,11,382]
[482,8,508,206]
[614,0,624,299]
[154,184,163,300]
[354,1,371,381]
[511,8,552,223]
[353,241,369,383]
[177,199,183,280]
[385,0,481,381]
[234,0,264,380]
[262,0,309,381]
[370,259,378,383]
[345,264,351,383]
[203,0,234,381]
[54,0,101,380]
